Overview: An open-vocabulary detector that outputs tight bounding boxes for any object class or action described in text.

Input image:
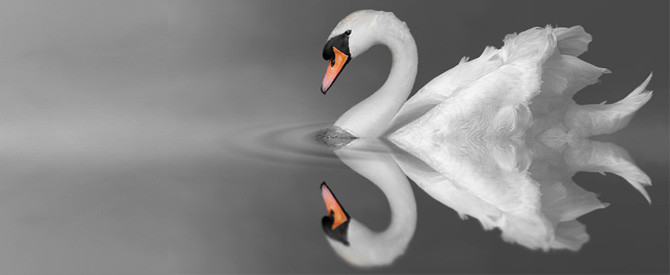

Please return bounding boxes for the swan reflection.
[320,139,417,267]
[320,128,651,266]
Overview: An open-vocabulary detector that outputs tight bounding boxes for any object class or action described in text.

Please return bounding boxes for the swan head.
[321,10,404,93]
[320,182,351,245]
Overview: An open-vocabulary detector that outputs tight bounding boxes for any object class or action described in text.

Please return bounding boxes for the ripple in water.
[226,121,345,167]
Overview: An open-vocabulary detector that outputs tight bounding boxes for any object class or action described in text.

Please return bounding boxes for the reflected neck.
[377,168,417,243]
[334,139,417,250]
[334,23,418,138]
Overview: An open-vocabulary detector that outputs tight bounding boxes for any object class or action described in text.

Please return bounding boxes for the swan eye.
[322,32,352,61]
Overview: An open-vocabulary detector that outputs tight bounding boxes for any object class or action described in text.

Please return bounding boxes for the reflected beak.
[321,182,349,230]
[321,47,350,94]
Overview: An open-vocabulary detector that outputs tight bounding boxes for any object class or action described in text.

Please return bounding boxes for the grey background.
[0,0,667,274]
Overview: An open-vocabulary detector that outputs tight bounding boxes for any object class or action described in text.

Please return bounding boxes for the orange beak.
[321,182,349,230]
[321,47,350,94]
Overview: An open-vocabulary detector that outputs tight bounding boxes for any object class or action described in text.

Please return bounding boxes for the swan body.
[387,23,653,205]
[320,10,653,143]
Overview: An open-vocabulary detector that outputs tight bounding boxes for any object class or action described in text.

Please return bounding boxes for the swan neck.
[334,22,418,138]
[380,32,418,100]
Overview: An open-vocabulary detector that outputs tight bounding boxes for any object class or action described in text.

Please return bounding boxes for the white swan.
[319,10,653,141]
[319,138,417,267]
[318,8,654,257]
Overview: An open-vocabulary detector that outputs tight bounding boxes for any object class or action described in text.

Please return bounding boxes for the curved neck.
[334,23,418,138]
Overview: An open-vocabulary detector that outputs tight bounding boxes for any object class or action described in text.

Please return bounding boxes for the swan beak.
[321,47,350,94]
[321,182,349,230]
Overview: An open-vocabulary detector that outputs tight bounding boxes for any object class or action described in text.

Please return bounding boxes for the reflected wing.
[564,138,652,203]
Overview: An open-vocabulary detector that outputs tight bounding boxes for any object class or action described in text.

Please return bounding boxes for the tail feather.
[564,73,653,137]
